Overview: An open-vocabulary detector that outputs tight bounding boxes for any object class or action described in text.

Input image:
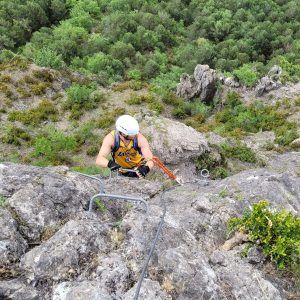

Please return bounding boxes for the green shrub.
[33,127,77,165]
[228,200,300,271]
[233,64,258,87]
[66,83,95,108]
[30,82,49,95]
[0,195,7,207]
[1,125,31,146]
[148,101,164,113]
[97,108,125,129]
[33,48,64,69]
[126,93,154,105]
[128,80,143,90]
[195,152,228,179]
[211,166,229,179]
[161,91,182,106]
[0,74,12,82]
[32,69,55,82]
[74,121,97,146]
[8,100,58,125]
[127,69,142,81]
[65,83,105,119]
[274,127,298,146]
[86,145,99,156]
[219,143,257,163]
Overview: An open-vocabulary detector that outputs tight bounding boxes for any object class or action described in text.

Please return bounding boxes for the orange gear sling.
[152,156,177,181]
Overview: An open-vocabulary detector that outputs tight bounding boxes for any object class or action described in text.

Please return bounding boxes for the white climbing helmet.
[116,115,139,135]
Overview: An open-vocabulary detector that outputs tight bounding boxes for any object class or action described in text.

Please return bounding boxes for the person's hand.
[136,165,150,178]
[107,160,121,172]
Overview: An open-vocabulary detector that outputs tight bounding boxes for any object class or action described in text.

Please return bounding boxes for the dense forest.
[1,0,299,91]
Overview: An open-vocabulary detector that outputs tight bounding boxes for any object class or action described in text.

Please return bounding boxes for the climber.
[96,115,154,178]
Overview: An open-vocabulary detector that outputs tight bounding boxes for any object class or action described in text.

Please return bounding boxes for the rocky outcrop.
[140,116,210,165]
[0,157,299,299]
[176,64,217,103]
[255,65,282,96]
[0,208,27,265]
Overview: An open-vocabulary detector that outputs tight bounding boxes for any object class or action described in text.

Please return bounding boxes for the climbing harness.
[74,166,210,300]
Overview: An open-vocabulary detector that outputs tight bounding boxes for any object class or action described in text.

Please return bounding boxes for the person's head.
[116,115,139,140]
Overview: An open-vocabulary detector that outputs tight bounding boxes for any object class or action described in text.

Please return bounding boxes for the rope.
[133,179,209,299]
[73,170,210,299]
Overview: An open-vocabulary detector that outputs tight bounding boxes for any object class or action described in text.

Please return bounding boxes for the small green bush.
[65,83,106,119]
[233,64,258,87]
[1,125,31,146]
[66,83,95,108]
[32,69,55,82]
[0,195,7,207]
[219,143,257,163]
[74,121,97,146]
[126,93,154,105]
[30,82,49,95]
[148,101,164,113]
[161,91,182,106]
[127,69,142,81]
[86,145,99,156]
[195,152,228,179]
[228,200,300,271]
[32,48,64,69]
[33,127,77,166]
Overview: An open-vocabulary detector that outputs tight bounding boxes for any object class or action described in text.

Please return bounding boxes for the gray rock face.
[0,208,27,264]
[157,246,223,299]
[213,250,282,300]
[176,64,217,102]
[123,279,168,300]
[0,163,100,241]
[0,158,299,299]
[0,279,40,300]
[52,281,111,300]
[141,116,210,164]
[20,218,110,282]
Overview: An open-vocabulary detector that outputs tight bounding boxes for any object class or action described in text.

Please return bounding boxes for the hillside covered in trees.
[1,0,299,90]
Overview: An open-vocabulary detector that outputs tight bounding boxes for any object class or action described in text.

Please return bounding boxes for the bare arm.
[138,134,154,169]
[95,133,114,168]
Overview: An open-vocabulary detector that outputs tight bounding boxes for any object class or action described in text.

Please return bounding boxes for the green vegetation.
[96,107,125,129]
[0,195,7,207]
[33,127,77,166]
[8,100,58,125]
[219,143,257,163]
[195,142,257,179]
[1,125,31,146]
[200,92,299,145]
[71,166,110,177]
[228,200,300,273]
[65,83,106,119]
[1,0,298,88]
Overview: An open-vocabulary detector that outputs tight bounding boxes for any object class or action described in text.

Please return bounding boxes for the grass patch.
[71,165,110,176]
